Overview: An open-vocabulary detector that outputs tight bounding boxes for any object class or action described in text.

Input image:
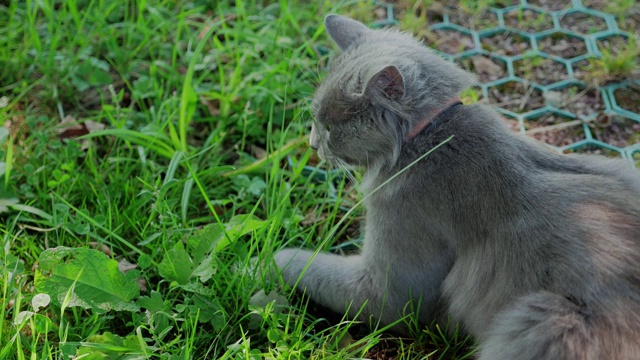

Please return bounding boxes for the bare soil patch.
[504,8,555,33]
[613,86,640,113]
[557,86,605,119]
[596,35,631,55]
[538,33,588,59]
[527,0,571,11]
[481,31,532,57]
[458,55,507,83]
[524,113,587,147]
[559,11,608,34]
[488,81,545,113]
[513,56,568,85]
[449,8,500,31]
[590,116,640,148]
[426,29,475,54]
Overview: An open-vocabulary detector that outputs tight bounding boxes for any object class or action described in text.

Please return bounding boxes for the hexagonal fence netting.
[370,0,640,166]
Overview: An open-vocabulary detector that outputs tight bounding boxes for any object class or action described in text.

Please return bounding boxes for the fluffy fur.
[274,15,640,359]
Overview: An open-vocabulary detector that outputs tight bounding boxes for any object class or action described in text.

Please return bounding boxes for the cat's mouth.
[309,124,332,162]
[316,145,327,161]
[311,144,342,165]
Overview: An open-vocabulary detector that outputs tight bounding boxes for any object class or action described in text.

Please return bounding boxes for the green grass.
[0,0,475,359]
[584,35,640,86]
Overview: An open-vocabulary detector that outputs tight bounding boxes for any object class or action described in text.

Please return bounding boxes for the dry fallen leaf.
[136,278,148,293]
[55,116,107,150]
[89,242,113,257]
[543,90,564,108]
[472,56,504,77]
[336,331,355,350]
[56,115,86,138]
[374,8,386,20]
[117,258,138,273]
[84,120,106,132]
[199,96,221,117]
[251,145,267,160]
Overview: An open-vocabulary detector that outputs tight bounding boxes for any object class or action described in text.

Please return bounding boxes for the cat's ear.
[365,65,405,101]
[324,14,370,50]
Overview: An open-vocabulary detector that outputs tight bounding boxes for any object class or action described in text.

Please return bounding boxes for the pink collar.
[406,98,463,141]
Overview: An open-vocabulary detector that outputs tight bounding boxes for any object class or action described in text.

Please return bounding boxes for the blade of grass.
[79,129,175,159]
[178,19,225,152]
[221,135,309,177]
[4,136,12,189]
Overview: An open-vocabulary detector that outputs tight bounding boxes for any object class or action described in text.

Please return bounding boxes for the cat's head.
[310,15,474,169]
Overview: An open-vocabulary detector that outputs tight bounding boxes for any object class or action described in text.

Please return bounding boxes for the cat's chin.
[316,147,361,168]
[317,148,340,164]
[317,153,347,168]
[316,146,327,161]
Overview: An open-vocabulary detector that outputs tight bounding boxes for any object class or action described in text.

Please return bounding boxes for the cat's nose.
[309,124,320,150]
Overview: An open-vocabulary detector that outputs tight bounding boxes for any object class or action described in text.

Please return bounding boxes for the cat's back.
[452,103,640,193]
[456,103,640,247]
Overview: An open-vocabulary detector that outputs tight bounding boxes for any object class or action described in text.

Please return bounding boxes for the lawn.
[1,0,638,359]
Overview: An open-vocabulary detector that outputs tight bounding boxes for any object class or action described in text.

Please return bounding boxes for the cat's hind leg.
[478,291,640,360]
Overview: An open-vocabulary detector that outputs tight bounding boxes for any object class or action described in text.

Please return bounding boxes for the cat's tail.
[478,291,640,360]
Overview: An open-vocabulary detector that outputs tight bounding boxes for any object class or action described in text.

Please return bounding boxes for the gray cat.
[274,15,640,359]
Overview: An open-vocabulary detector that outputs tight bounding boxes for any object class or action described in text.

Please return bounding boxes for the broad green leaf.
[216,214,266,252]
[137,253,152,270]
[2,252,24,276]
[132,75,158,100]
[190,253,216,283]
[72,61,113,92]
[137,291,170,312]
[179,281,216,295]
[191,295,226,331]
[34,313,56,334]
[158,215,266,288]
[35,247,140,312]
[267,328,281,343]
[157,241,193,285]
[184,215,266,278]
[74,332,146,359]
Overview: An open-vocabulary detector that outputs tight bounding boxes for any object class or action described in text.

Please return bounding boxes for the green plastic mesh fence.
[371,0,639,165]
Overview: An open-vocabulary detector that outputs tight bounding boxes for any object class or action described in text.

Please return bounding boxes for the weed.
[584,36,640,86]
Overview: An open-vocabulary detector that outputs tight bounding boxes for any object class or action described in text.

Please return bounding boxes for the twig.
[525,116,599,135]
[18,223,61,232]
[519,84,535,112]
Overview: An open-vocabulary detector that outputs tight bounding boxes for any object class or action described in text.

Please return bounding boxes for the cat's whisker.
[286,56,322,86]
[336,159,358,187]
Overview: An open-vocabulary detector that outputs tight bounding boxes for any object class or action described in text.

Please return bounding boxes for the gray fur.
[274,15,640,359]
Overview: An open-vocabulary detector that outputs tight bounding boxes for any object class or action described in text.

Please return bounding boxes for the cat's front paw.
[274,248,314,287]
